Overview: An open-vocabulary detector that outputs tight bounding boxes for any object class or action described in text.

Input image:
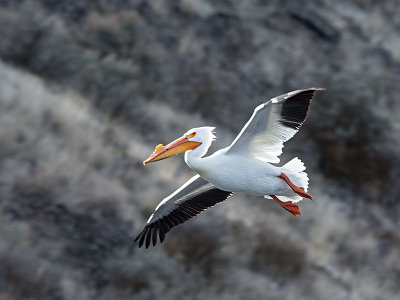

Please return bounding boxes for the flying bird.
[135,88,324,248]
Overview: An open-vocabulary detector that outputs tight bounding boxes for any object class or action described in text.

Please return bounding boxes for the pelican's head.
[143,126,216,165]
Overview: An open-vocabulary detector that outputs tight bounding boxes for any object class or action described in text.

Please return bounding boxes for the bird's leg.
[270,195,301,216]
[278,172,313,200]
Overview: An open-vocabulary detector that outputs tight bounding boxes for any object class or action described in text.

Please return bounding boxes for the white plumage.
[136,88,324,248]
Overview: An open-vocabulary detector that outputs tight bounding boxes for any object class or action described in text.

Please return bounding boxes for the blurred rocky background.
[0,0,399,299]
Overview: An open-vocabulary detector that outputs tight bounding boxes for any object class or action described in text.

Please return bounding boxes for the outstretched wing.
[134,175,233,248]
[227,88,323,163]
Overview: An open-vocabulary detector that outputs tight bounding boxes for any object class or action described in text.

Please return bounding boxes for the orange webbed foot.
[278,172,313,200]
[270,195,302,216]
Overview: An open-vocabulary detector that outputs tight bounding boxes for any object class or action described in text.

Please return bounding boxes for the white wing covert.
[227,88,322,163]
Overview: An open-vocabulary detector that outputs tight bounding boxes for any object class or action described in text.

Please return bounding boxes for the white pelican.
[135,88,324,248]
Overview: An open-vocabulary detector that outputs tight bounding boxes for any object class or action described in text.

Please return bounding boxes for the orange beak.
[143,136,202,165]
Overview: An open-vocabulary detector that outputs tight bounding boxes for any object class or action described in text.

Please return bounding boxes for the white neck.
[184,141,212,172]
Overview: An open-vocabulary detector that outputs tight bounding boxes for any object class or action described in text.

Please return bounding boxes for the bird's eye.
[186,132,196,139]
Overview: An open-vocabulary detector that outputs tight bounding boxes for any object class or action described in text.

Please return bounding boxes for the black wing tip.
[152,226,158,247]
[134,227,147,248]
[278,87,324,129]
[134,189,234,249]
[134,221,168,249]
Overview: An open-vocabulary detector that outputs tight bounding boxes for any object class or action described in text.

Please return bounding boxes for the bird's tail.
[280,157,309,203]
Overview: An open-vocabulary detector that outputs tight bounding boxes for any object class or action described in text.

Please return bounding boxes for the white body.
[186,145,307,201]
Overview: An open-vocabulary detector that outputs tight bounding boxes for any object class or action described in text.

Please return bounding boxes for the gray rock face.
[0,1,399,299]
